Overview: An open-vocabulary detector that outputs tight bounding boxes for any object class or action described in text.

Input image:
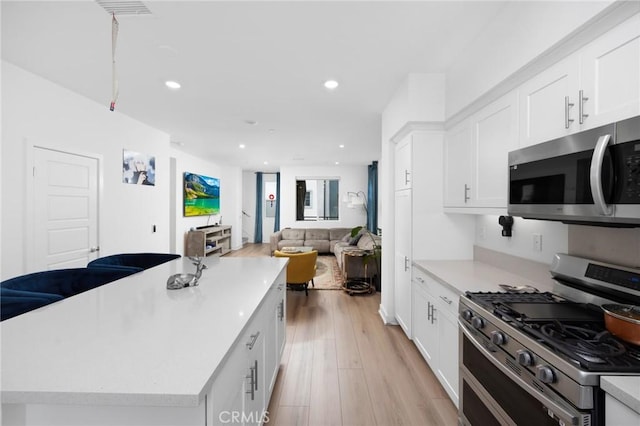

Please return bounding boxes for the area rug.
[313,256,344,290]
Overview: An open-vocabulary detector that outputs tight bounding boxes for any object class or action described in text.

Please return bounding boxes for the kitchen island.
[1,256,288,426]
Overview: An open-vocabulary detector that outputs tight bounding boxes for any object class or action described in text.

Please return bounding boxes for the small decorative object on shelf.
[166,257,208,290]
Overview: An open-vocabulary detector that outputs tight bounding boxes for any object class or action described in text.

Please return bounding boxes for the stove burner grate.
[539,322,626,363]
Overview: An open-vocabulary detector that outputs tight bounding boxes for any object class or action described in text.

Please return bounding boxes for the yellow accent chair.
[273,250,318,296]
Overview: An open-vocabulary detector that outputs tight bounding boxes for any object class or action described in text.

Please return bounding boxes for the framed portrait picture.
[123,150,155,186]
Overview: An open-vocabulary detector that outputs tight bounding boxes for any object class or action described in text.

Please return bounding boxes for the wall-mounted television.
[184,172,220,217]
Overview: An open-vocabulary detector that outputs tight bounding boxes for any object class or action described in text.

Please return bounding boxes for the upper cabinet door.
[395,134,413,191]
[518,55,580,148]
[579,13,640,130]
[471,91,519,208]
[443,120,472,207]
[444,91,517,210]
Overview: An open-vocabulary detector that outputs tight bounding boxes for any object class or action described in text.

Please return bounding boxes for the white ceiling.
[1,0,510,171]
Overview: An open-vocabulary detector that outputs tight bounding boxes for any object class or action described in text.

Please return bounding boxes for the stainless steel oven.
[458,254,640,426]
[508,115,640,226]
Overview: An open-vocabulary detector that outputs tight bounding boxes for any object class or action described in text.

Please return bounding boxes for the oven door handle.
[590,134,613,216]
[459,320,584,426]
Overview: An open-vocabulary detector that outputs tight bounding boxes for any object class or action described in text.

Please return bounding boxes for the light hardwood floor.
[228,244,458,426]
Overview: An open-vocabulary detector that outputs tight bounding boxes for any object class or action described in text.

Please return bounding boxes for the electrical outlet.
[533,233,542,252]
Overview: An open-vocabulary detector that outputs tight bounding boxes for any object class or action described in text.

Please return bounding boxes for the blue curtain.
[367,161,378,233]
[274,172,281,232]
[254,172,263,243]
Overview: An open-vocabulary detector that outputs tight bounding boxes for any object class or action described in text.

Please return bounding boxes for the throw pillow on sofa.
[349,229,365,245]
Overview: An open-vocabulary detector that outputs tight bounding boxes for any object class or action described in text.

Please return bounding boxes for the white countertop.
[602,376,640,414]
[1,256,288,407]
[413,259,556,295]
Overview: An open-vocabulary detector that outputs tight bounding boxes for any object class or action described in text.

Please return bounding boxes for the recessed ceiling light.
[339,144,345,148]
[324,80,339,90]
[165,81,181,89]
[335,161,340,165]
[245,120,258,126]
[263,161,269,165]
[239,144,246,149]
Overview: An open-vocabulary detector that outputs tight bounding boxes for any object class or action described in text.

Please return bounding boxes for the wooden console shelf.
[185,225,232,257]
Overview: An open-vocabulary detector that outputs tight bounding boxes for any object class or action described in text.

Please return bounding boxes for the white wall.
[445,1,612,118]
[1,62,240,279]
[262,173,277,243]
[171,150,243,254]
[242,171,257,243]
[278,165,368,236]
[474,215,568,265]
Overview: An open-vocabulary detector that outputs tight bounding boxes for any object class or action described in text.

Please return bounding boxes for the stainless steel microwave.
[508,115,640,227]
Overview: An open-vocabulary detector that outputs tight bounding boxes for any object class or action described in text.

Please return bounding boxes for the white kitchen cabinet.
[412,275,438,366]
[394,188,412,337]
[519,12,640,148]
[412,265,460,408]
[210,325,265,426]
[580,13,640,130]
[395,134,413,190]
[210,279,284,426]
[443,119,472,207]
[518,55,580,147]
[444,91,518,210]
[265,282,286,395]
[605,393,640,426]
[436,306,459,406]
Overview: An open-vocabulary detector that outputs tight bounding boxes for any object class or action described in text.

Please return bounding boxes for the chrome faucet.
[166,256,208,289]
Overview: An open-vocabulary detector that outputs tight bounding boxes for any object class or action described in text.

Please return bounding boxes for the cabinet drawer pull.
[404,256,409,272]
[440,295,453,305]
[579,90,589,124]
[246,332,260,350]
[416,276,425,283]
[245,366,255,400]
[405,169,411,185]
[464,184,470,203]
[278,300,285,321]
[254,359,258,391]
[565,96,575,129]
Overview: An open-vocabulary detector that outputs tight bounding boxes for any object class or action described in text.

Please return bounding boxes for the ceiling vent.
[95,1,151,15]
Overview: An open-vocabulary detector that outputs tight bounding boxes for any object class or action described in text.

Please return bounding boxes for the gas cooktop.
[465,291,640,372]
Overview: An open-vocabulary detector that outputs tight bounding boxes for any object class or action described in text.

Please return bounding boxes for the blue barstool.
[87,253,180,271]
[1,267,137,321]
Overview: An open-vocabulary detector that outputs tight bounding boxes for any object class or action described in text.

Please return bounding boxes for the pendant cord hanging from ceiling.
[110,12,119,111]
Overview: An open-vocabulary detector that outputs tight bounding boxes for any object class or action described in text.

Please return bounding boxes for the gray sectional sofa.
[270,228,352,254]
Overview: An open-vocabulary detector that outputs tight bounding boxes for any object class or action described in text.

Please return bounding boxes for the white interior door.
[32,147,99,271]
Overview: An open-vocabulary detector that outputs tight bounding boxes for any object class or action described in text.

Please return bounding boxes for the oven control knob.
[517,350,534,366]
[536,365,556,384]
[471,317,485,329]
[490,331,506,345]
[462,310,473,321]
